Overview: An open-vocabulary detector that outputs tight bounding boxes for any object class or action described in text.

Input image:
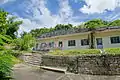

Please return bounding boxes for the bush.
[49,49,101,56]
[13,34,35,51]
[0,52,14,80]
[105,48,120,54]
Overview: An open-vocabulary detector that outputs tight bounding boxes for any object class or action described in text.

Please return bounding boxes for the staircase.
[20,53,42,66]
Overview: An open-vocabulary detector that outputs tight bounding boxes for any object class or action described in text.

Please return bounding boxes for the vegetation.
[30,24,74,37]
[105,48,120,54]
[49,49,101,56]
[48,48,120,56]
[0,9,22,80]
[13,33,35,51]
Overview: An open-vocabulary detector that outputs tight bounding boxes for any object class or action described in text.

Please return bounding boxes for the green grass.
[49,49,101,56]
[105,48,120,54]
[48,48,120,56]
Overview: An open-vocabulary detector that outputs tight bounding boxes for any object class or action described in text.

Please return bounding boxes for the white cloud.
[0,0,15,4]
[58,0,73,22]
[11,0,82,35]
[80,0,120,14]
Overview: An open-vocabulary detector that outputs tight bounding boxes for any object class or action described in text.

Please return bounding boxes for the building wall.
[95,30,120,48]
[37,30,120,50]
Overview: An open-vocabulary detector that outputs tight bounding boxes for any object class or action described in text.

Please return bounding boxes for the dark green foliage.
[54,24,73,30]
[0,35,12,46]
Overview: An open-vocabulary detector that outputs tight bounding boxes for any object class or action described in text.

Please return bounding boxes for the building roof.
[38,26,120,39]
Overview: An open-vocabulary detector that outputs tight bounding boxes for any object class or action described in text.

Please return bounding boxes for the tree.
[6,16,22,39]
[108,19,120,26]
[84,19,108,49]
[54,24,73,30]
[30,27,54,37]
[13,34,35,51]
[0,9,8,35]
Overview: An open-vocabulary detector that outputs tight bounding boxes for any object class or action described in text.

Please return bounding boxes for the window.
[110,36,120,44]
[49,42,54,47]
[81,39,89,46]
[68,40,76,46]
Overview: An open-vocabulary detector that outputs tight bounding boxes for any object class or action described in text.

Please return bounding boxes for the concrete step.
[40,66,67,73]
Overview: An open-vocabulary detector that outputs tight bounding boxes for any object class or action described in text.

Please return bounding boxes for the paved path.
[12,64,120,80]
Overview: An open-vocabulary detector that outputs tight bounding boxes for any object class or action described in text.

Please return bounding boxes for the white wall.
[62,39,89,50]
[102,36,120,48]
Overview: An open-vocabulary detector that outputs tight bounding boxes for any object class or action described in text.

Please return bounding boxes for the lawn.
[48,48,120,56]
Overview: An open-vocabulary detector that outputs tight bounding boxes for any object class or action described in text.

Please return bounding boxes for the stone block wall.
[41,54,120,75]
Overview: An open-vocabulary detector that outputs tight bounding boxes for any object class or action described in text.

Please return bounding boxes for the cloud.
[0,0,15,4]
[80,0,120,14]
[58,0,73,22]
[4,0,83,36]
[14,0,81,34]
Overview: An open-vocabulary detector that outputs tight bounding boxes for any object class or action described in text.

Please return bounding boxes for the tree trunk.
[89,31,95,49]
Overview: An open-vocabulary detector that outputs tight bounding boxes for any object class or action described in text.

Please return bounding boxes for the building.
[35,26,120,51]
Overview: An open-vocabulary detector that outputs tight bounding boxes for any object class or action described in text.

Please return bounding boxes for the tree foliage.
[108,19,120,26]
[30,24,73,37]
[6,16,22,39]
[13,34,35,51]
[84,19,109,29]
[0,9,22,80]
[0,9,8,35]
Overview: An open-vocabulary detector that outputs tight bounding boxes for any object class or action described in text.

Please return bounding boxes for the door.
[58,41,63,48]
[96,38,103,49]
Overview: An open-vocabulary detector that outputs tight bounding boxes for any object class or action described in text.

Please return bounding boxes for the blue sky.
[0,0,120,33]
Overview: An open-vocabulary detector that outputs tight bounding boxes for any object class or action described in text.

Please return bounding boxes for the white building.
[35,26,120,51]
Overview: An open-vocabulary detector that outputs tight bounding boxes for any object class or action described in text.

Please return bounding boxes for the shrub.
[13,34,35,51]
[0,51,14,80]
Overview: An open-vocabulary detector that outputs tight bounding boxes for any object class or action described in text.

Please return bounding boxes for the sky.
[0,0,120,34]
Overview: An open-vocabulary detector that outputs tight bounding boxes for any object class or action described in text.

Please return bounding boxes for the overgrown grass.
[49,49,101,56]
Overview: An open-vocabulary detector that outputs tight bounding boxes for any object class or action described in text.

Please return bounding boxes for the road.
[12,64,120,80]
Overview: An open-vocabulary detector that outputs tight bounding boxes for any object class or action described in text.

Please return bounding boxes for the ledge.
[40,66,66,73]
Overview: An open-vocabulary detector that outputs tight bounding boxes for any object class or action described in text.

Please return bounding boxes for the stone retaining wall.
[41,54,120,75]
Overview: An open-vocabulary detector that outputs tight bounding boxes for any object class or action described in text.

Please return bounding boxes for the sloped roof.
[38,26,120,39]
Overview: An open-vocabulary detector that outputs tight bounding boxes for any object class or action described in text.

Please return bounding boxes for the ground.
[12,63,120,80]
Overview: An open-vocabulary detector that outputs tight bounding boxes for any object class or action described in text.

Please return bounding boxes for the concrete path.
[12,64,64,80]
[12,64,120,80]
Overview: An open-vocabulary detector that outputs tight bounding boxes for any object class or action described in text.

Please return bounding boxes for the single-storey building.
[35,26,120,51]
